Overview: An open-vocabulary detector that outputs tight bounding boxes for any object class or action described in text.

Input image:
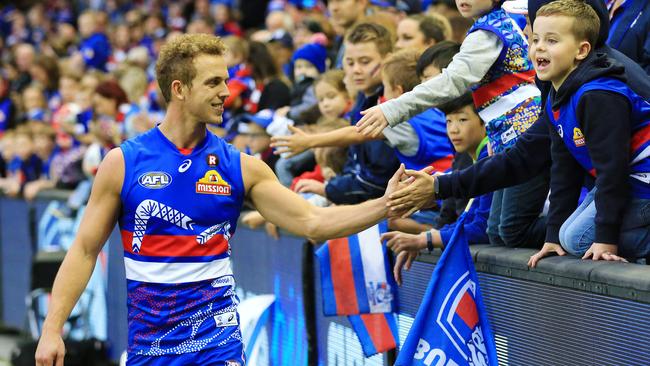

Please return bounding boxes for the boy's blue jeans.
[559,188,650,258]
[487,173,549,248]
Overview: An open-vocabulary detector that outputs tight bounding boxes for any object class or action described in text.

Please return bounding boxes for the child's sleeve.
[436,117,553,200]
[439,191,492,245]
[379,30,503,127]
[580,91,632,244]
[545,123,585,244]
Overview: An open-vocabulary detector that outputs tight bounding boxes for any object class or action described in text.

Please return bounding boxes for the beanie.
[291,43,327,73]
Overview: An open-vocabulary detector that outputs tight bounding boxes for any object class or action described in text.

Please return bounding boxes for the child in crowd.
[1,127,42,197]
[240,110,280,172]
[307,22,401,204]
[287,42,328,121]
[358,0,548,248]
[382,92,492,284]
[269,43,330,187]
[272,45,456,211]
[293,118,351,200]
[527,0,650,265]
[271,70,353,187]
[0,77,16,135]
[76,10,112,72]
[222,36,249,79]
[22,125,57,201]
[311,70,353,122]
[21,84,49,124]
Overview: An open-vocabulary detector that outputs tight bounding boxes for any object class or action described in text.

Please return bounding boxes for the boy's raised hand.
[388,166,436,217]
[356,105,388,138]
[270,125,310,157]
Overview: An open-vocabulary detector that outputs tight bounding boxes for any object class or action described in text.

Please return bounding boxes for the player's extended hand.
[387,166,436,218]
[270,125,310,157]
[35,329,65,366]
[381,231,426,254]
[294,179,325,196]
[582,242,628,262]
[527,242,567,268]
[383,164,407,204]
[393,249,419,286]
[356,105,388,138]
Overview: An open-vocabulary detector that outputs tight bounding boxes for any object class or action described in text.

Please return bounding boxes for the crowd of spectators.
[0,0,648,266]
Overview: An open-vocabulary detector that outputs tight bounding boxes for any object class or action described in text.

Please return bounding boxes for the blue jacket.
[79,32,111,71]
[607,0,650,74]
[439,139,492,245]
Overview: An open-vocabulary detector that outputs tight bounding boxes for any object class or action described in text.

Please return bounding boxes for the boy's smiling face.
[530,15,591,90]
[455,0,495,19]
[343,41,384,96]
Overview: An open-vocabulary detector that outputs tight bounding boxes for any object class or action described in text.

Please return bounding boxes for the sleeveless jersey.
[468,8,541,153]
[547,77,650,198]
[119,127,246,358]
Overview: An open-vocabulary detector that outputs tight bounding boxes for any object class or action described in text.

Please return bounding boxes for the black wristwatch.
[426,230,434,253]
[433,177,440,197]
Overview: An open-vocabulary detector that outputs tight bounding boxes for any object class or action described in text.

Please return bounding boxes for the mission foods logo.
[196,170,231,195]
[138,172,172,189]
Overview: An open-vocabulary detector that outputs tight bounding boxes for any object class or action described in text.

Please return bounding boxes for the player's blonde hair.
[156,33,226,103]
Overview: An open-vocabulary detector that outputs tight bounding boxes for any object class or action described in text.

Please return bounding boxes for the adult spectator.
[606,0,650,74]
[395,14,451,51]
[328,0,370,67]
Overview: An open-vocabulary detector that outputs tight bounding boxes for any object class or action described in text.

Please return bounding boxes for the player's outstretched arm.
[242,154,404,242]
[36,148,124,366]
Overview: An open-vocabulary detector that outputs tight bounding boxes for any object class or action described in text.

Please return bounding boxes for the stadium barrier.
[1,192,650,364]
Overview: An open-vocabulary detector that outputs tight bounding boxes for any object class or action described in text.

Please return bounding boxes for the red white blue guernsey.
[468,8,541,153]
[118,126,246,364]
[547,78,650,198]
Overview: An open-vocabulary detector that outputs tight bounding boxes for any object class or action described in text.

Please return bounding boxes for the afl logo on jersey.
[138,172,172,189]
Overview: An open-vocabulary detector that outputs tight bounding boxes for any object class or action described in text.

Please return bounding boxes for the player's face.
[186,54,230,125]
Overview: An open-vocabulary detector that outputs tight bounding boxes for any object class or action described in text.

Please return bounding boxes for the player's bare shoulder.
[239,152,277,195]
[94,147,126,195]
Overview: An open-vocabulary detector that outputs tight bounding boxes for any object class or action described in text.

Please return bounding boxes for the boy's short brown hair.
[155,33,226,103]
[382,50,420,93]
[345,22,393,56]
[536,0,600,47]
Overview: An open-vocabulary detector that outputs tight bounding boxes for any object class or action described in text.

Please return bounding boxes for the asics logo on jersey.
[178,159,192,173]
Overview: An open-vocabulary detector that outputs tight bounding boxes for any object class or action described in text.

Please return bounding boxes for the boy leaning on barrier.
[528,0,650,266]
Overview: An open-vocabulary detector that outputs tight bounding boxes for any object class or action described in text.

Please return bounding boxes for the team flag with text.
[395,215,498,366]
